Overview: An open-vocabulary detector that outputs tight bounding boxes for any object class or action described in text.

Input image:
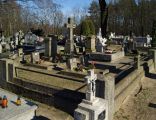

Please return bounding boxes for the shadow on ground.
[146,73,156,79]
[143,63,156,79]
[33,116,50,120]
[149,103,156,109]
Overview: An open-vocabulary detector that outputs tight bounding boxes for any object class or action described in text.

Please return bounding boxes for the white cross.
[85,69,97,100]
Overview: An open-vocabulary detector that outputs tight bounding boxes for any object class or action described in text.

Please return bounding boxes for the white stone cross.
[84,69,97,101]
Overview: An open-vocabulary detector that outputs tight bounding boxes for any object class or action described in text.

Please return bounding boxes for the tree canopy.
[0,0,64,36]
[81,19,95,36]
[0,0,156,37]
[88,0,156,36]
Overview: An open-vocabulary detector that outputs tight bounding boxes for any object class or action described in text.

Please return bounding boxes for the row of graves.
[0,17,154,120]
[109,32,152,53]
[1,17,151,70]
[0,17,149,86]
[0,29,45,54]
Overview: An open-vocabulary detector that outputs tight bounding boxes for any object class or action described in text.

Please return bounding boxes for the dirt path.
[114,71,156,120]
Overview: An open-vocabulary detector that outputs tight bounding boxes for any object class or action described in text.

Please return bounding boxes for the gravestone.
[44,35,58,61]
[153,50,156,70]
[133,35,152,48]
[5,43,10,51]
[67,58,77,71]
[79,52,89,66]
[24,31,37,45]
[149,49,156,70]
[15,32,19,46]
[18,48,23,62]
[0,35,5,43]
[0,43,2,53]
[51,35,58,61]
[31,52,40,64]
[45,37,52,57]
[74,69,108,120]
[79,55,85,66]
[137,54,140,69]
[90,45,124,62]
[65,17,76,56]
[18,48,23,57]
[86,35,96,52]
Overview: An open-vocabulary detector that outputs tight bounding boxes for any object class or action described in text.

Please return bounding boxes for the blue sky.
[55,0,93,15]
[56,0,92,11]
[55,0,110,14]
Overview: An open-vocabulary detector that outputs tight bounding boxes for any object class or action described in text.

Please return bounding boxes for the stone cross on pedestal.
[74,69,108,120]
[84,69,97,101]
[65,17,76,55]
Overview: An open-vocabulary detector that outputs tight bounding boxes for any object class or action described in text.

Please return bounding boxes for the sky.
[55,0,110,15]
[18,0,111,16]
[55,0,93,16]
[56,0,92,12]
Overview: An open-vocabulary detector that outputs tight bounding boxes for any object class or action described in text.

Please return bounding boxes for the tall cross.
[65,17,76,54]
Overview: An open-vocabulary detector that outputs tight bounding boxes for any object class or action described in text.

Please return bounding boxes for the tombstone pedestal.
[67,58,77,70]
[31,52,40,64]
[86,35,96,52]
[74,98,107,120]
[85,91,95,103]
[83,95,99,105]
[96,45,105,53]
[90,51,125,62]
[65,39,74,55]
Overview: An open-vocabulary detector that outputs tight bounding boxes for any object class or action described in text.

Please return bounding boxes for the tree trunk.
[99,0,108,38]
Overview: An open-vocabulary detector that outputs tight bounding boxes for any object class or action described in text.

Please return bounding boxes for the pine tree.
[88,0,100,33]
[81,19,95,36]
[81,20,90,36]
[87,19,95,35]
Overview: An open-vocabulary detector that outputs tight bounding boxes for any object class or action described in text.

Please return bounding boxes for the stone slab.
[90,51,125,62]
[0,88,37,120]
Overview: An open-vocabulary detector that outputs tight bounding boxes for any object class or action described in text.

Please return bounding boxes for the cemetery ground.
[17,67,156,120]
[114,70,156,120]
[35,103,73,120]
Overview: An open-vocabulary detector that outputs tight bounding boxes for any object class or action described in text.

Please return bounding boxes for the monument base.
[90,51,125,62]
[74,98,107,120]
